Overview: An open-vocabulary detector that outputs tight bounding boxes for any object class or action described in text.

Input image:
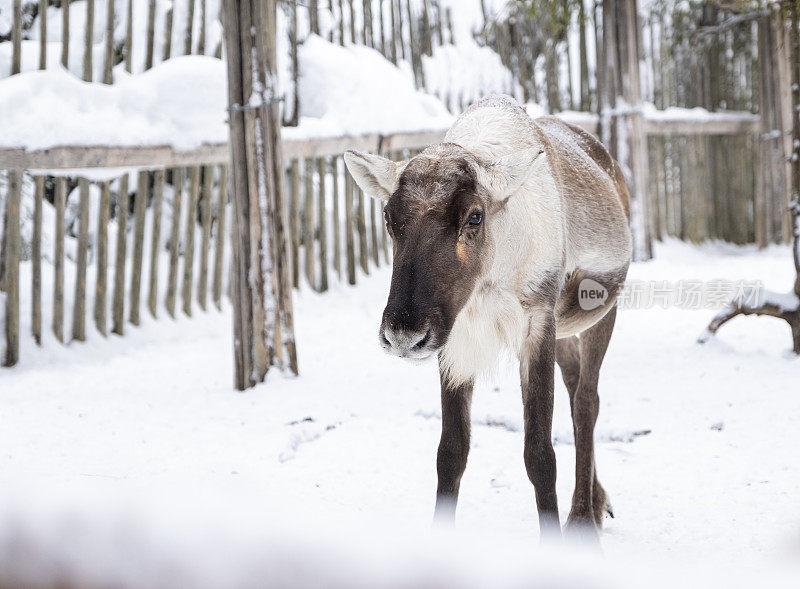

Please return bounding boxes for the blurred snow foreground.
[2,241,800,587]
[0,35,452,151]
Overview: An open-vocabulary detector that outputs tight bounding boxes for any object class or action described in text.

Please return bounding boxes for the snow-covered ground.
[1,240,799,586]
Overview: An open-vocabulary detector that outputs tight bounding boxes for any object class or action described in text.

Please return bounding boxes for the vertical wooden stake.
[61,0,70,69]
[289,159,301,287]
[198,164,214,310]
[166,168,184,317]
[129,171,148,326]
[332,157,342,278]
[112,174,129,335]
[4,171,21,366]
[103,0,115,83]
[53,178,66,342]
[11,0,21,75]
[72,179,90,341]
[345,170,356,285]
[145,0,157,69]
[39,0,48,70]
[182,166,201,316]
[147,169,165,317]
[317,157,328,291]
[357,185,369,274]
[84,0,94,81]
[32,176,43,345]
[304,158,316,289]
[124,0,133,72]
[95,181,111,335]
[213,165,229,309]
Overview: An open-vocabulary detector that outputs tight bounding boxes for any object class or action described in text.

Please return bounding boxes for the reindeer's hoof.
[605,500,615,519]
[564,517,601,547]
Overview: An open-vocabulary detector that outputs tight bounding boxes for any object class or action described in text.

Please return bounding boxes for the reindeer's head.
[344,144,542,361]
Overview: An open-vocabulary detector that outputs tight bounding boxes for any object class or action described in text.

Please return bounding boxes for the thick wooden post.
[790,0,800,299]
[600,0,653,261]
[222,0,298,389]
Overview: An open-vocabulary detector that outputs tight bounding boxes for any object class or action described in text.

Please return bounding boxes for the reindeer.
[344,95,631,542]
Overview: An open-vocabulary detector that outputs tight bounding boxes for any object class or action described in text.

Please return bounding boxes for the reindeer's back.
[533,116,632,275]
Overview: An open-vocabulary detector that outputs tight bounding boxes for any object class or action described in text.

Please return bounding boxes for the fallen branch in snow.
[699,288,800,354]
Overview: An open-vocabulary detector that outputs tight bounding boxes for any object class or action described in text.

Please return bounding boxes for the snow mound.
[287,35,454,139]
[0,56,228,151]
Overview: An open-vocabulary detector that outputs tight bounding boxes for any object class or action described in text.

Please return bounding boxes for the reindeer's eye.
[468,211,483,226]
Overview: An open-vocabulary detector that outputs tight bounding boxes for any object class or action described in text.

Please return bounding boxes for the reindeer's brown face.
[344,144,542,361]
[379,157,488,359]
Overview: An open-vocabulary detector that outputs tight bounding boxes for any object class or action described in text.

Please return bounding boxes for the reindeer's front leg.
[520,308,561,539]
[433,363,474,522]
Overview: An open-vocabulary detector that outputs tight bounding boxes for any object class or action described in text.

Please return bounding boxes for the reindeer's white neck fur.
[439,100,566,386]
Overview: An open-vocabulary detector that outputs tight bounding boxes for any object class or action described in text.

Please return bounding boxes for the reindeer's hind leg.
[561,307,617,539]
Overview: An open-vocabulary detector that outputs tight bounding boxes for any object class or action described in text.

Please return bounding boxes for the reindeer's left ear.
[474,147,544,200]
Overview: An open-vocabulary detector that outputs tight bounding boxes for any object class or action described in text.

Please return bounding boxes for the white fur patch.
[439,285,528,386]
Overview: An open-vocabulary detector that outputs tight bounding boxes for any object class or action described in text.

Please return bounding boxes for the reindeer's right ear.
[343,150,401,202]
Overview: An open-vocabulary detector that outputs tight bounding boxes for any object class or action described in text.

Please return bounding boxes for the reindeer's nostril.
[380,331,391,347]
[413,330,430,351]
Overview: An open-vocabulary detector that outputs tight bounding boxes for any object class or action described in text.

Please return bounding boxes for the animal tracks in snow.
[279,417,342,463]
[413,409,651,445]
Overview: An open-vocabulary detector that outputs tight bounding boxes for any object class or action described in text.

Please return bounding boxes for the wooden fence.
[0,112,760,368]
[0,129,446,367]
